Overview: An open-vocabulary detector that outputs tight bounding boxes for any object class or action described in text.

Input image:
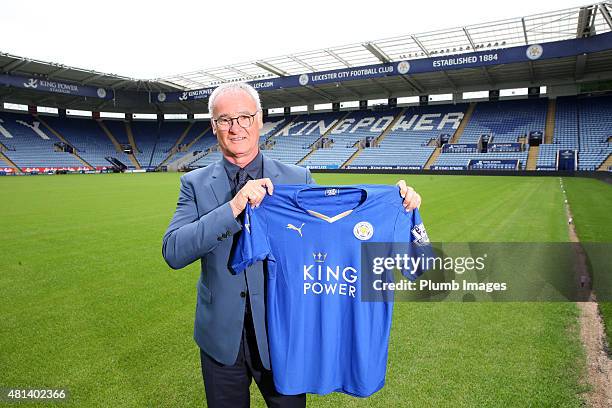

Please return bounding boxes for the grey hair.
[208,82,262,116]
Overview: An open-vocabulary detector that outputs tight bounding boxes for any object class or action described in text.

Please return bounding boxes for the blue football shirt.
[231,184,429,397]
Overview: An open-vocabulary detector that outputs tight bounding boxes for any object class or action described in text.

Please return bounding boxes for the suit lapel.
[209,161,232,205]
[262,154,281,184]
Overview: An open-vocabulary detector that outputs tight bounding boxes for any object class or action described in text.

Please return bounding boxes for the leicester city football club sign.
[150,31,612,103]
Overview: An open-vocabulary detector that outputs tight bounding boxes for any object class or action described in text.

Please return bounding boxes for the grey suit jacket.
[162,155,314,369]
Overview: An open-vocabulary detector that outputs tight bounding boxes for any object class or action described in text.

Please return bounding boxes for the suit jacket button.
[240,291,246,298]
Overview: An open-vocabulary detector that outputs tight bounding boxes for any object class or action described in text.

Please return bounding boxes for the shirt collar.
[222,150,263,182]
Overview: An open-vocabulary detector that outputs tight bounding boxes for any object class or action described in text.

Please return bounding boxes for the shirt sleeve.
[230,204,272,274]
[393,208,432,280]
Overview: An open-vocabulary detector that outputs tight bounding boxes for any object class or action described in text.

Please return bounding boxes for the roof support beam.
[255,61,289,77]
[336,82,362,99]
[80,73,105,84]
[260,94,285,108]
[63,96,84,108]
[363,42,392,63]
[278,88,309,105]
[47,67,69,79]
[156,79,187,91]
[576,4,598,38]
[464,28,495,87]
[1,59,30,73]
[95,99,113,111]
[36,96,55,106]
[575,53,588,79]
[289,55,316,72]
[527,62,536,82]
[147,81,164,93]
[324,49,351,68]
[462,27,477,50]
[480,66,494,87]
[111,79,131,90]
[368,78,392,95]
[195,71,226,83]
[590,4,599,32]
[177,75,207,88]
[226,66,254,80]
[304,85,333,102]
[398,74,424,94]
[411,36,430,57]
[441,72,457,90]
[601,3,612,29]
[178,100,192,113]
[521,17,529,45]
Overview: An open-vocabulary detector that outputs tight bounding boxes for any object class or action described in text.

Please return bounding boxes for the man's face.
[211,89,262,161]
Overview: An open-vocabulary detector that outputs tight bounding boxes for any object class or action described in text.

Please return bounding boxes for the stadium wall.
[310,169,612,182]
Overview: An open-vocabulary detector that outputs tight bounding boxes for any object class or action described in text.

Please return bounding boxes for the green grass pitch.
[0,172,609,407]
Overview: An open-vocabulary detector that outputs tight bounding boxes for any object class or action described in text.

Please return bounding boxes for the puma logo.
[286,223,305,237]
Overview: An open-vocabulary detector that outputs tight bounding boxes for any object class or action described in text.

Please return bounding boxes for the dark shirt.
[222,151,264,193]
[222,151,264,316]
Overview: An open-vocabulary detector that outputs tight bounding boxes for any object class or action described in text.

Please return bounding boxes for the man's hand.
[229,178,274,218]
[396,180,421,212]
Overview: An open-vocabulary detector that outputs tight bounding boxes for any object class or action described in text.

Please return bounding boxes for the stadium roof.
[157,1,612,90]
[1,2,611,114]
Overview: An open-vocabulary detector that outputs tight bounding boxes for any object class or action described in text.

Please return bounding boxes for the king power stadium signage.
[0,74,114,99]
[152,31,612,103]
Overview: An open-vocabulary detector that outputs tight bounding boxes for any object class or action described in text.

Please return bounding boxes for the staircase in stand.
[526,145,539,170]
[449,102,476,143]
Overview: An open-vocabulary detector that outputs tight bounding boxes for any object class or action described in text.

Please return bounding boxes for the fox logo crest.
[23,78,38,89]
[287,223,305,237]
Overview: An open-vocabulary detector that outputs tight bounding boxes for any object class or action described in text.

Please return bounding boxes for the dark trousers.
[200,306,306,408]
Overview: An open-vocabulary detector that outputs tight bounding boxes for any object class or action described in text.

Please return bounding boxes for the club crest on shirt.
[353,221,373,241]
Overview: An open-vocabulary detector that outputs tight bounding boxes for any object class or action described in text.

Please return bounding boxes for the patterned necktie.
[235,168,250,194]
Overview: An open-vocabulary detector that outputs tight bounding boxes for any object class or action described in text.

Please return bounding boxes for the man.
[162,83,421,407]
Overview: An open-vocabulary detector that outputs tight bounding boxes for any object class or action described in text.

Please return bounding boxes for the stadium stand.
[42,115,132,167]
[0,111,85,168]
[433,151,529,169]
[536,95,612,170]
[261,112,341,165]
[350,105,467,169]
[1,95,610,172]
[103,120,130,145]
[577,95,612,170]
[301,109,400,169]
[459,99,547,144]
[427,99,545,170]
[131,121,188,168]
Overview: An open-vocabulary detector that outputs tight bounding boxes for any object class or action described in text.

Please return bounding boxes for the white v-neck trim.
[306,209,354,223]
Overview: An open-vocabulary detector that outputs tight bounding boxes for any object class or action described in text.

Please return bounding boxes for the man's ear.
[256,110,263,130]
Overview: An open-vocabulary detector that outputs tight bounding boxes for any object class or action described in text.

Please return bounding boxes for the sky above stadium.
[0,0,593,80]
